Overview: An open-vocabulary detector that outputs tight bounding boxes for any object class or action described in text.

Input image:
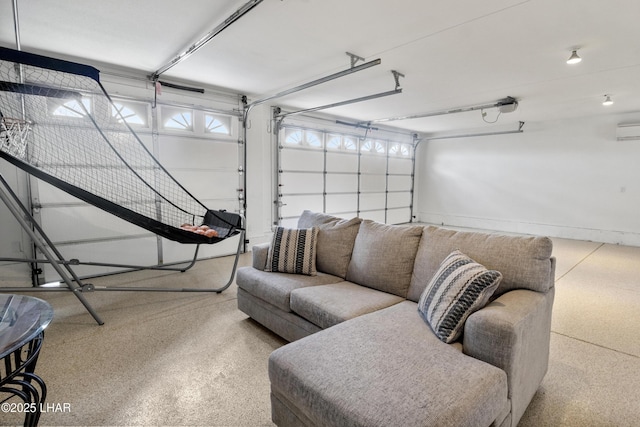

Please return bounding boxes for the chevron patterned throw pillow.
[418,250,502,343]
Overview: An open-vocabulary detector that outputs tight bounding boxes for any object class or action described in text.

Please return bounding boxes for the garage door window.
[111,101,148,127]
[52,98,91,118]
[205,114,231,135]
[277,125,414,226]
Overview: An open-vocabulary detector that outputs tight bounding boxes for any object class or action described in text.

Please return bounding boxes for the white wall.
[415,112,640,246]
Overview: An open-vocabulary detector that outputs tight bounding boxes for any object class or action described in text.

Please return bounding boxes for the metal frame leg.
[0,173,104,325]
[89,229,244,293]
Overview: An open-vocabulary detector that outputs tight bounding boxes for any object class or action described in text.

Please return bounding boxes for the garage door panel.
[159,138,238,169]
[170,170,238,200]
[360,156,386,174]
[326,152,358,173]
[281,195,323,218]
[103,131,154,154]
[37,181,82,204]
[41,205,148,242]
[359,193,386,211]
[281,149,324,171]
[280,172,323,194]
[131,133,153,152]
[388,158,413,174]
[360,175,386,193]
[326,194,357,214]
[280,217,299,228]
[360,210,385,223]
[35,168,155,204]
[387,207,411,224]
[388,191,412,208]
[326,174,357,193]
[388,175,412,192]
[327,210,357,219]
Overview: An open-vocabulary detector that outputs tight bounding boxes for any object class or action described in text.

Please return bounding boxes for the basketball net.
[0,117,31,158]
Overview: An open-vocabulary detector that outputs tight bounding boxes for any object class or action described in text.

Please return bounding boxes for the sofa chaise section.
[269,301,511,427]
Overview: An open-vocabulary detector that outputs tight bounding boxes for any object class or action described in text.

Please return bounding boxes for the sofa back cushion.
[297,211,362,279]
[346,220,423,297]
[297,210,340,228]
[315,217,362,278]
[407,226,554,302]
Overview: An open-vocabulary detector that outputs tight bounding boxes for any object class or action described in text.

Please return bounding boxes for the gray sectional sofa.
[236,211,555,427]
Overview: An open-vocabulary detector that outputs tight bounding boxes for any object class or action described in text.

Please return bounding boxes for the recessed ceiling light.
[602,95,614,106]
[566,50,582,65]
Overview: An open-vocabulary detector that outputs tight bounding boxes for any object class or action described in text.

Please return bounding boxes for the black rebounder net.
[0,47,241,244]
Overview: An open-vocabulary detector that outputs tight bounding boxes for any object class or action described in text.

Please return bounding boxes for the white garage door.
[277,121,415,228]
[32,93,242,281]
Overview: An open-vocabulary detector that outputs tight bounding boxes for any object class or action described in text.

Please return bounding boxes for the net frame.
[0,47,241,244]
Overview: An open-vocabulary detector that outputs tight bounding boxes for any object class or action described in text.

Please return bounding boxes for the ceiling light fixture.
[566,50,582,65]
[602,95,614,106]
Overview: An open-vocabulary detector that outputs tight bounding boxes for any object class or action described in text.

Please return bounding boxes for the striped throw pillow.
[266,227,319,276]
[418,250,502,343]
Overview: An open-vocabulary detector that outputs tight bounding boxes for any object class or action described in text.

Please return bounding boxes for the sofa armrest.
[463,288,554,427]
[252,242,271,270]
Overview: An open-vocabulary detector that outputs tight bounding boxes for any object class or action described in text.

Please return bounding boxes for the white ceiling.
[2,0,639,134]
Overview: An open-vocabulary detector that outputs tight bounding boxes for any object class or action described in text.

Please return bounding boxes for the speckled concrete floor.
[519,238,640,426]
[2,236,639,426]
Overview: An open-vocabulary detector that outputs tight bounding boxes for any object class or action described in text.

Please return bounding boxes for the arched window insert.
[111,101,148,127]
[165,112,192,130]
[284,129,323,148]
[205,114,231,135]
[284,129,303,145]
[52,98,91,118]
[389,143,411,157]
[344,137,357,151]
[361,139,386,154]
[326,135,358,151]
[161,106,194,131]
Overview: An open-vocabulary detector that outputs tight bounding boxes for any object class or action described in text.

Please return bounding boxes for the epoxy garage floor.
[1,233,639,426]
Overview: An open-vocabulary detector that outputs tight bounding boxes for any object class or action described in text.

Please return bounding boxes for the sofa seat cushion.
[235,266,342,312]
[290,281,404,329]
[269,301,508,427]
[237,288,321,342]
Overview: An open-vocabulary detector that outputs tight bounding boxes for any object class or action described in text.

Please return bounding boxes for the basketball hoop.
[0,116,31,158]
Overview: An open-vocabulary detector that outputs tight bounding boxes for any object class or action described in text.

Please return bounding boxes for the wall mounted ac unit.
[616,124,640,141]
